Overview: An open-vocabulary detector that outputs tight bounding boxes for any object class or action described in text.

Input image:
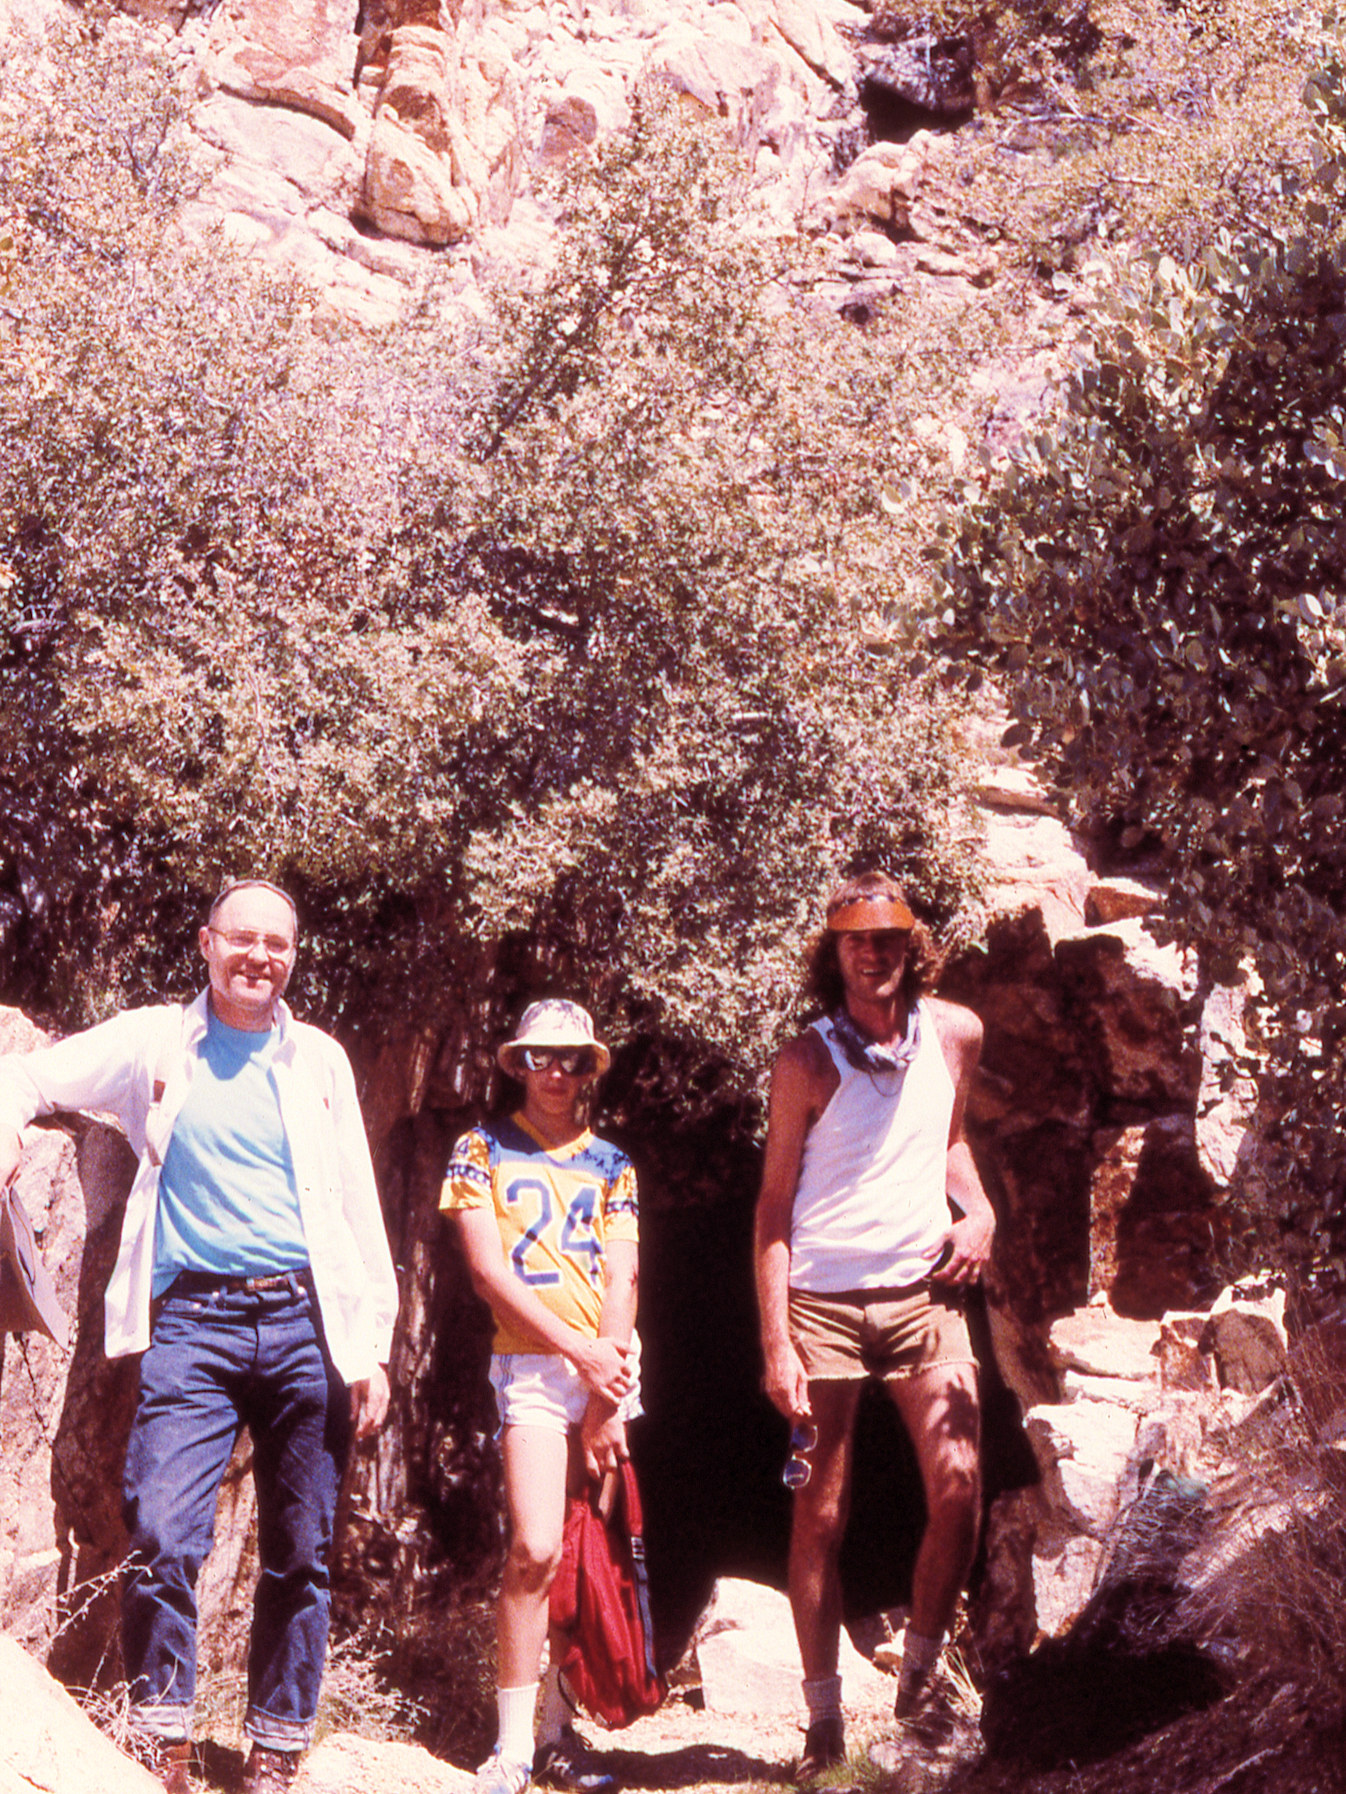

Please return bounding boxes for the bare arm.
[580,1237,639,1478]
[754,1033,832,1420]
[929,1001,996,1287]
[453,1207,632,1403]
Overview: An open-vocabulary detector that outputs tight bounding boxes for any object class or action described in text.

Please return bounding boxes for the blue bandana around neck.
[829,1003,920,1077]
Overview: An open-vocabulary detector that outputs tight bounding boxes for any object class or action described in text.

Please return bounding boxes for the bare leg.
[885,1362,981,1641]
[497,1424,570,1688]
[787,1380,863,1679]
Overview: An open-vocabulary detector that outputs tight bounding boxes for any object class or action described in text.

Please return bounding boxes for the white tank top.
[789,1001,955,1293]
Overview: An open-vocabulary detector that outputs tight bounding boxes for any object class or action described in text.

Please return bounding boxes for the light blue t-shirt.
[153,1010,309,1293]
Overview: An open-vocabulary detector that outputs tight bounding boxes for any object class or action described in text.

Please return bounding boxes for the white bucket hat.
[498,998,611,1076]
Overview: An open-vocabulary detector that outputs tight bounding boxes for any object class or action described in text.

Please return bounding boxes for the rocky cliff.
[3,0,1022,326]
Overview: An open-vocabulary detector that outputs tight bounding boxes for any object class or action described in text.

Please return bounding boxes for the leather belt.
[168,1267,313,1297]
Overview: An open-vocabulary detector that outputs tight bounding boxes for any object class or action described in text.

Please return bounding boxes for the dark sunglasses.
[519,1047,593,1075]
[782,1419,819,1490]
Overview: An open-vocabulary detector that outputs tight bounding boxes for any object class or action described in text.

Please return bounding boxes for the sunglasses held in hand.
[782,1419,819,1489]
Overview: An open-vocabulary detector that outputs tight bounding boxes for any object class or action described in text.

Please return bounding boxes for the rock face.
[1,0,1016,325]
[982,1278,1292,1655]
[0,1008,259,1707]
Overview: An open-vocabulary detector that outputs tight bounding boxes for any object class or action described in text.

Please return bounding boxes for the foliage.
[0,33,980,1084]
[933,24,1346,1286]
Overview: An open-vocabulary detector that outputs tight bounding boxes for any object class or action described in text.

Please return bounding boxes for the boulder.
[1025,1397,1140,1536]
[693,1577,889,1714]
[1049,1302,1161,1382]
[0,1633,160,1794]
[1085,878,1164,926]
[826,140,924,231]
[202,0,367,139]
[1205,1282,1287,1394]
[296,1732,474,1793]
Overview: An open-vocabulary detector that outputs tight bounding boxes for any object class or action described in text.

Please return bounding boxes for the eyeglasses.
[782,1420,819,1490]
[209,929,295,958]
[519,1047,593,1075]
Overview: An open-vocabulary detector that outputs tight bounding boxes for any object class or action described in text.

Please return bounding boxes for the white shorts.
[490,1334,644,1436]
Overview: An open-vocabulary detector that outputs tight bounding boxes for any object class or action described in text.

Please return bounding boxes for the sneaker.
[141,1738,192,1794]
[474,1749,533,1794]
[534,1731,617,1794]
[241,1745,301,1793]
[795,1715,845,1784]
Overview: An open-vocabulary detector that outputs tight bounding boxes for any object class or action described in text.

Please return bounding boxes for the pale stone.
[1049,1303,1162,1381]
[853,228,900,268]
[694,1577,889,1714]
[204,0,365,138]
[0,1635,161,1794]
[978,805,1092,943]
[914,242,997,284]
[1026,1398,1139,1534]
[1207,1284,1288,1393]
[296,1732,475,1793]
[364,113,476,245]
[974,768,1063,816]
[1061,1369,1165,1413]
[1085,877,1164,925]
[1196,979,1260,1187]
[762,0,852,87]
[1031,1524,1106,1637]
[192,95,364,206]
[647,25,779,116]
[827,142,922,228]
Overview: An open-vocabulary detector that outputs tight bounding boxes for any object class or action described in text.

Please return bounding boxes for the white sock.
[536,1662,568,1749]
[496,1682,538,1767]
[802,1674,843,1723]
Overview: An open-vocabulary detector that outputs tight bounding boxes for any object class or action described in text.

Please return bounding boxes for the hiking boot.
[142,1738,192,1794]
[795,1715,845,1784]
[534,1730,618,1794]
[473,1748,532,1794]
[241,1744,301,1793]
[891,1674,958,1749]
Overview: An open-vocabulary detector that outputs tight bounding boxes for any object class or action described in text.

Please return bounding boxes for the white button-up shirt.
[0,990,398,1384]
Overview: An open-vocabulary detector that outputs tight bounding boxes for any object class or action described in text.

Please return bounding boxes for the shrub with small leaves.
[934,25,1346,1289]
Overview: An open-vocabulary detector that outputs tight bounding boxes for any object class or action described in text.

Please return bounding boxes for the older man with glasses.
[755,871,995,1780]
[0,879,398,1794]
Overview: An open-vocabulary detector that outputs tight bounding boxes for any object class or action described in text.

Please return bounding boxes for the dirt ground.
[572,1676,982,1794]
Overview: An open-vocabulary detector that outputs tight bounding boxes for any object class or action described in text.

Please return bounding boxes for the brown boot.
[142,1737,192,1794]
[241,1744,301,1792]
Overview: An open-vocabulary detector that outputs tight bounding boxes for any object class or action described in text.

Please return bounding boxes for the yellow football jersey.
[441,1112,638,1353]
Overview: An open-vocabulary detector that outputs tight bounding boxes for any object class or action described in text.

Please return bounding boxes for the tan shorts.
[788,1282,974,1383]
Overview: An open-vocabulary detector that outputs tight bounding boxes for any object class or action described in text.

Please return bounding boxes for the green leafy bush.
[0,37,979,1086]
[934,27,1346,1287]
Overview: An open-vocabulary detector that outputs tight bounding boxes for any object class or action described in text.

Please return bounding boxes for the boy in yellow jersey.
[441,1001,639,1794]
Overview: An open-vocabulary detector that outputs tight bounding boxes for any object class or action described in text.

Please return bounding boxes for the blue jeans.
[121,1274,351,1749]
